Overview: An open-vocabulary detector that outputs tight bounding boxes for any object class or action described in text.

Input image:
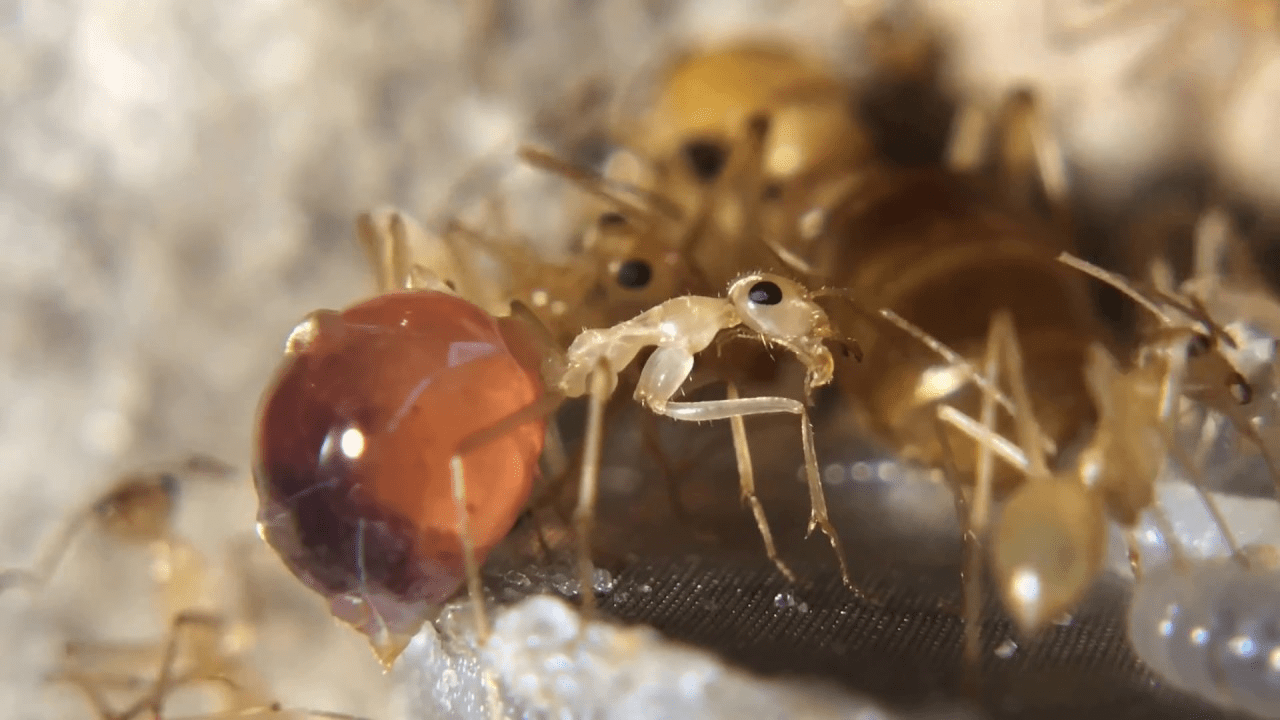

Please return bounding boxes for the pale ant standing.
[0,457,358,719]
[254,205,865,683]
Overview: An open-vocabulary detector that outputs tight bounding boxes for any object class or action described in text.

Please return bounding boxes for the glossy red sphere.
[253,290,546,645]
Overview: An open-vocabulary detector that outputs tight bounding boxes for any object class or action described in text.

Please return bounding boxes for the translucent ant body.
[609,28,1094,483]
[356,150,706,351]
[897,250,1270,676]
[254,208,860,663]
[617,39,876,289]
[0,459,354,720]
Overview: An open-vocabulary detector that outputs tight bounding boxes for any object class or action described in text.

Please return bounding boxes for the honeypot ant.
[254,200,862,664]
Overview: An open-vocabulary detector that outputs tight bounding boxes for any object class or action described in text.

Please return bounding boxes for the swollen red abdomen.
[253,291,545,642]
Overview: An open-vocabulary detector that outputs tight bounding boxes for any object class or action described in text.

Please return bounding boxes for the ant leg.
[957,309,1007,685]
[573,359,612,618]
[990,88,1072,229]
[0,507,92,595]
[49,669,123,720]
[637,344,855,592]
[109,610,223,720]
[726,380,797,584]
[882,308,1054,457]
[450,455,491,641]
[1125,530,1145,581]
[1159,402,1249,568]
[989,311,1053,474]
[659,393,856,591]
[448,392,569,638]
[944,100,990,175]
[356,209,459,295]
[448,456,509,720]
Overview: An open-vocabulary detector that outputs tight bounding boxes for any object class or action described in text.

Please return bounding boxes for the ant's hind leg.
[449,455,490,640]
[726,381,797,584]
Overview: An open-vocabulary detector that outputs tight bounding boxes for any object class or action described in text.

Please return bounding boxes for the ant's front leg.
[634,346,855,592]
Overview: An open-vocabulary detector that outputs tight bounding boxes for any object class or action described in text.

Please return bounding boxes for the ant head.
[588,211,696,318]
[991,477,1107,636]
[728,272,837,389]
[94,473,178,545]
[727,273,829,340]
[640,42,869,195]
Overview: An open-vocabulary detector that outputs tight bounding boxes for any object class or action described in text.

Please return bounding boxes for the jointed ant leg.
[726,381,796,584]
[959,309,1007,679]
[574,359,612,618]
[449,455,488,640]
[656,393,856,593]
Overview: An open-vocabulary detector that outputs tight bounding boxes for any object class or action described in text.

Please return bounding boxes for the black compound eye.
[682,139,729,183]
[748,280,783,305]
[615,259,652,289]
[1188,333,1213,357]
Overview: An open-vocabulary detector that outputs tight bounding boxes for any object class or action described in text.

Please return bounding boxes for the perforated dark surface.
[482,400,1253,720]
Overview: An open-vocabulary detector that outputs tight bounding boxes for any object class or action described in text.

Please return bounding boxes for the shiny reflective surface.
[254,291,545,649]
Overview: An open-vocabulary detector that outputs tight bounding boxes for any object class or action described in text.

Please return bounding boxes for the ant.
[2,458,358,719]
[889,251,1271,680]
[254,204,863,666]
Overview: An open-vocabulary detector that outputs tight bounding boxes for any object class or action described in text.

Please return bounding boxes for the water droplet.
[775,591,798,609]
[797,601,810,614]
[592,568,616,595]
[850,462,873,482]
[638,583,653,594]
[550,574,580,598]
[994,638,1018,659]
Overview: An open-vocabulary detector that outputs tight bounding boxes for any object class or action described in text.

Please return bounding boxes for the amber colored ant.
[601,18,1094,487]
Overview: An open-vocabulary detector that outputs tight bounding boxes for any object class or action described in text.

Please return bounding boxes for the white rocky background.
[1,1,1278,718]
